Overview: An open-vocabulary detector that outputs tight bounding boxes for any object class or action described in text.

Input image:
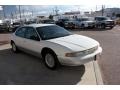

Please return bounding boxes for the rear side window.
[25,27,40,41]
[15,27,26,38]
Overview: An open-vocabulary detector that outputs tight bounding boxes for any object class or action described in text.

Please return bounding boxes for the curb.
[92,61,103,85]
[77,61,103,85]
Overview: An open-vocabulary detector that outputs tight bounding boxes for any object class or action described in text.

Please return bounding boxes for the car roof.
[25,24,55,28]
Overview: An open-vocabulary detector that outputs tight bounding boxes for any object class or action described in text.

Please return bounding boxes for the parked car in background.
[94,16,115,29]
[25,20,36,25]
[55,19,69,28]
[0,22,12,32]
[77,17,95,29]
[42,19,55,24]
[11,24,102,69]
[115,18,120,25]
[12,22,21,32]
[64,20,80,29]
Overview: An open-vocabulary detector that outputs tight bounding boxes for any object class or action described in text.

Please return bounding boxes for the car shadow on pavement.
[0,49,85,85]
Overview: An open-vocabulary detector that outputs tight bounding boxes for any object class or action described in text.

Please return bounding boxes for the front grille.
[107,21,114,25]
[88,23,95,25]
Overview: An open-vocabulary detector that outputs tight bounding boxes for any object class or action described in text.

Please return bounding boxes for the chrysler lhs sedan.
[11,24,102,69]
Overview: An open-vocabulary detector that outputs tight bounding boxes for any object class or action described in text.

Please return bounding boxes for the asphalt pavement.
[71,25,120,84]
[0,44,103,85]
[1,26,120,84]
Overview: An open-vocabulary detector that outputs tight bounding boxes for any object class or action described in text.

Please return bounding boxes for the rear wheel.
[11,42,18,53]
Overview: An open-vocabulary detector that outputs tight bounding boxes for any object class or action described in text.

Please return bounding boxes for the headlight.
[65,46,98,57]
[65,51,85,57]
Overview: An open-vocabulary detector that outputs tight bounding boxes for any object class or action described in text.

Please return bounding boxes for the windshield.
[78,18,90,21]
[95,17,110,21]
[36,25,72,40]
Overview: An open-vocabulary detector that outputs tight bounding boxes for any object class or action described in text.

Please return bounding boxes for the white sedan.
[11,24,102,69]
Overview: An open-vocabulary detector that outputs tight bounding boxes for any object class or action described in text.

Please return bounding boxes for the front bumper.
[87,24,95,27]
[106,24,115,27]
[58,47,102,66]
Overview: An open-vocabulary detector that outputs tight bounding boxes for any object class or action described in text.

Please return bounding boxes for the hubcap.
[12,43,16,51]
[45,54,55,68]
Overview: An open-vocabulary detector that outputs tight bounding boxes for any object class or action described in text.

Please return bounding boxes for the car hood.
[104,20,114,22]
[83,21,95,23]
[47,34,99,51]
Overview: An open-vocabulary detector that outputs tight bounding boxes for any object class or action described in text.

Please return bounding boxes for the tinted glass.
[25,27,40,41]
[36,25,72,40]
[95,17,109,21]
[78,18,90,21]
[15,27,26,38]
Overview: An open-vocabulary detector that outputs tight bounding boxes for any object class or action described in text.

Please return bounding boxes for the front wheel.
[43,51,60,70]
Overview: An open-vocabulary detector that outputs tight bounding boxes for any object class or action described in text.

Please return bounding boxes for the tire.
[43,50,60,70]
[70,23,75,29]
[11,42,19,53]
[81,24,85,29]
[110,26,114,29]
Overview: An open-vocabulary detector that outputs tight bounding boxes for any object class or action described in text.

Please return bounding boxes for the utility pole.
[54,6,59,15]
[31,10,34,17]
[22,9,25,19]
[15,11,17,19]
[96,5,97,11]
[18,5,21,21]
[102,5,105,16]
[2,5,6,19]
[11,12,14,20]
[52,8,55,15]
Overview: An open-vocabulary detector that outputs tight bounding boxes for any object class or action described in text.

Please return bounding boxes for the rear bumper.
[58,47,102,66]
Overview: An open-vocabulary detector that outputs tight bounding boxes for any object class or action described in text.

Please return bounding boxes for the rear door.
[14,27,27,49]
[23,27,41,55]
